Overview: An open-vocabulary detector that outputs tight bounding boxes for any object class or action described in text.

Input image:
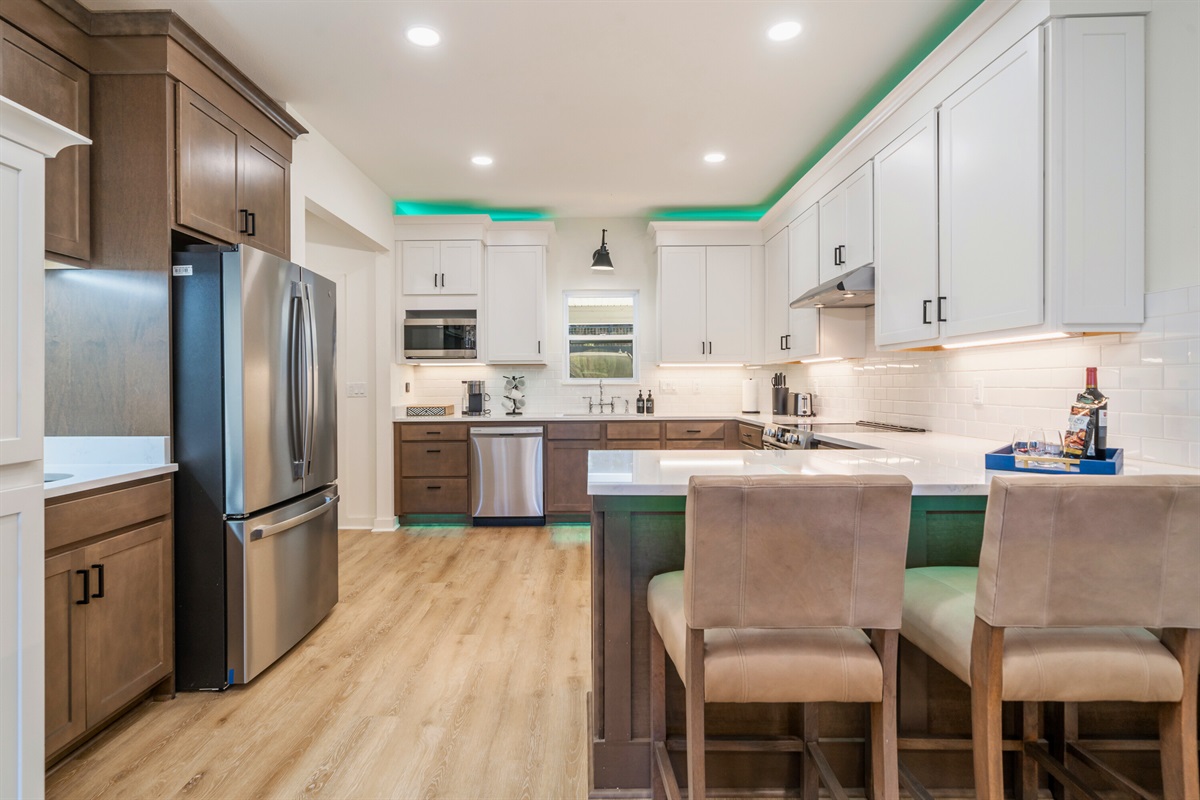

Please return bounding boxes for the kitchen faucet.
[584,380,628,414]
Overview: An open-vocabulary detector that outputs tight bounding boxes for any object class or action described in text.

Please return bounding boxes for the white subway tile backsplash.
[1165,415,1200,442]
[1164,364,1200,390]
[1140,438,1191,465]
[1145,288,1190,317]
[1140,339,1194,365]
[1118,366,1163,390]
[1142,390,1190,416]
[1163,312,1200,340]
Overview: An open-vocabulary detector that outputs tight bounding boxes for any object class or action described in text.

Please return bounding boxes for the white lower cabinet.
[484,245,545,364]
[658,246,751,364]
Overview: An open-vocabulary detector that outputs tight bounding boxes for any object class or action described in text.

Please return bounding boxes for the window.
[563,291,638,383]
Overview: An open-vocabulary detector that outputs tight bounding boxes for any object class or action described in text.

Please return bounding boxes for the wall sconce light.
[591,229,614,271]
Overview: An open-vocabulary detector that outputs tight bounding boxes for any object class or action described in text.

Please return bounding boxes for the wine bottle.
[1083,367,1107,460]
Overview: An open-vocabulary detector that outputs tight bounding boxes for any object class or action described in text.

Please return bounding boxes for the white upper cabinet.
[874,110,941,347]
[401,240,481,296]
[787,205,821,359]
[818,161,874,284]
[939,27,1044,340]
[658,246,751,363]
[763,228,790,361]
[485,245,545,364]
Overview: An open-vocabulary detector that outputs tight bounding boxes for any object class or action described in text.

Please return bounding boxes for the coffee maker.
[462,380,490,416]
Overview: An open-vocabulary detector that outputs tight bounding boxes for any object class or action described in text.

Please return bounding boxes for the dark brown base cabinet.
[44,476,174,763]
[395,424,471,515]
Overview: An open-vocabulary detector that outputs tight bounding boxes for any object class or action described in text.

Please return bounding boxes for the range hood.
[790,266,875,309]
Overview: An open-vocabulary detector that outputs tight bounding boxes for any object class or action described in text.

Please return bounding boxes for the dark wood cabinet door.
[176,84,241,245]
[239,133,289,259]
[0,22,90,261]
[545,439,594,513]
[44,550,87,757]
[400,478,469,513]
[82,522,171,724]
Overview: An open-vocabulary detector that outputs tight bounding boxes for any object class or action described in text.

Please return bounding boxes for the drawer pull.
[76,569,90,605]
[686,429,702,434]
[425,431,442,435]
[426,449,441,453]
[91,564,105,599]
[427,485,442,490]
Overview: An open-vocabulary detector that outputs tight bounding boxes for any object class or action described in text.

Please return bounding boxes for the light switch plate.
[972,378,984,405]
[348,382,368,398]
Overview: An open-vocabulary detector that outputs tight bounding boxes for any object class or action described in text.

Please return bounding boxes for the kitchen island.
[586,438,1196,797]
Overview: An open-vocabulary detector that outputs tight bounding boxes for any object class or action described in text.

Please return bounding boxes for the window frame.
[561,289,640,385]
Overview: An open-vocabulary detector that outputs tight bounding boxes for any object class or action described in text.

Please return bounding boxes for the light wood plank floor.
[47,525,592,800]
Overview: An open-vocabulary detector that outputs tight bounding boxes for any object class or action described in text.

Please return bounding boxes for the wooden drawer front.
[400,423,469,442]
[606,440,661,451]
[401,478,469,513]
[605,422,661,440]
[401,442,468,477]
[665,421,725,440]
[547,422,600,441]
[738,423,763,449]
[46,478,172,552]
[665,440,725,450]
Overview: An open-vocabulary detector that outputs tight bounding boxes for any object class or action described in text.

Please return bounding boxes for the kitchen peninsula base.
[587,493,1166,796]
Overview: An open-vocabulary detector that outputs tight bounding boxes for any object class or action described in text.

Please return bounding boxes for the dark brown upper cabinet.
[0,21,90,263]
[177,84,289,260]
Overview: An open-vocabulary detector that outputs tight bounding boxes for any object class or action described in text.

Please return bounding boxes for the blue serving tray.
[985,445,1124,475]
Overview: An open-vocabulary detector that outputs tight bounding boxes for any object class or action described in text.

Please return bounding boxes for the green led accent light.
[650,0,986,223]
[394,200,550,221]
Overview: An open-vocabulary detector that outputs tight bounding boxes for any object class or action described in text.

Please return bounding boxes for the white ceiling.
[81,0,967,218]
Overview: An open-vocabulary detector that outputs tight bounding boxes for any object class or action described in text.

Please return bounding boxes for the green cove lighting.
[393,201,550,221]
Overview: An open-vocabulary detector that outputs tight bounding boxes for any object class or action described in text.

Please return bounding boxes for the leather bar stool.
[647,474,914,800]
[900,475,1199,800]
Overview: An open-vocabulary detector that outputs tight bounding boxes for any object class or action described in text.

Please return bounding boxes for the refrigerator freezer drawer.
[226,488,339,684]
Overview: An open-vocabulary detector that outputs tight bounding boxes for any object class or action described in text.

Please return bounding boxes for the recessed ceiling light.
[703,152,726,163]
[767,21,802,42]
[471,155,493,166]
[406,26,441,47]
[842,292,856,298]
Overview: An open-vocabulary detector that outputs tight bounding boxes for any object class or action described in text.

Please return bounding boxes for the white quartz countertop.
[393,408,778,424]
[587,430,1198,497]
[44,436,177,499]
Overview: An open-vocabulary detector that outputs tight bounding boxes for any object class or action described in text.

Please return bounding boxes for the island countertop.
[587,431,1198,497]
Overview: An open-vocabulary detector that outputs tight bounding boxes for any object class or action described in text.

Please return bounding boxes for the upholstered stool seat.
[903,566,1185,703]
[648,571,884,704]
[648,474,914,800]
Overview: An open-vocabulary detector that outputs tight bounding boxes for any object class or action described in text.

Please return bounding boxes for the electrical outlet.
[690,380,701,395]
[348,382,368,398]
[659,379,676,394]
[405,381,411,393]
[972,378,984,405]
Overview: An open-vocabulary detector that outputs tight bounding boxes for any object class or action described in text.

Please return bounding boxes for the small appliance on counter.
[790,392,814,417]
[462,380,491,416]
[771,373,789,415]
[741,378,759,414]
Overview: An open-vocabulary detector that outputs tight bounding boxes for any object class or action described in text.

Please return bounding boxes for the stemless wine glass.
[1043,430,1064,459]
[1026,429,1044,456]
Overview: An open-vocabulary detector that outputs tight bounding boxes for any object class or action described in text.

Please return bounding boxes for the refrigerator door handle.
[289,283,306,480]
[249,495,336,541]
[301,281,319,476]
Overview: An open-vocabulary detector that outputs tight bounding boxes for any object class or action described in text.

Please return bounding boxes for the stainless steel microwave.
[403,316,477,359]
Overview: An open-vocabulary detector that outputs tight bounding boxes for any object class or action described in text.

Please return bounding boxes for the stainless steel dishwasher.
[469,427,546,526]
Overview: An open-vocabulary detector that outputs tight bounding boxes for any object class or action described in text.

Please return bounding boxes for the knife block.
[772,387,790,415]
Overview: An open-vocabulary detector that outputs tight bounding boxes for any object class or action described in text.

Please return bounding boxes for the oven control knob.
[764,427,776,439]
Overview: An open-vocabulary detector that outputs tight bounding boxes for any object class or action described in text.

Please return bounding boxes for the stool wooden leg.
[1017,702,1039,800]
[684,627,706,800]
[970,618,1005,800]
[869,629,899,800]
[1047,702,1078,800]
[1160,629,1200,800]
[650,623,667,800]
[801,703,819,800]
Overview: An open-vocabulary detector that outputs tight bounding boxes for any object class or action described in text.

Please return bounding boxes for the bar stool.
[900,474,1199,799]
[647,474,914,800]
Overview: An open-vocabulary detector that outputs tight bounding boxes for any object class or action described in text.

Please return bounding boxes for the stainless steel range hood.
[790,265,875,309]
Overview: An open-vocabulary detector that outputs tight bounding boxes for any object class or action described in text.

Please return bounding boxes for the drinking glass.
[1043,430,1064,458]
[1026,429,1044,456]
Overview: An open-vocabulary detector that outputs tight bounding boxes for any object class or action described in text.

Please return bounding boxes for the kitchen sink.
[44,472,74,483]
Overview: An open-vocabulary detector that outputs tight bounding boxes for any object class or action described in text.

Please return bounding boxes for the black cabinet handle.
[708,341,712,354]
[247,211,257,237]
[76,569,90,605]
[427,485,442,490]
[425,431,441,435]
[91,564,105,599]
[426,449,441,453]
[238,209,249,234]
[780,335,785,351]
[922,300,932,325]
[433,272,439,288]
[441,272,445,287]
[537,340,541,354]
[701,341,706,355]
[785,334,791,350]
[937,296,947,323]
[686,429,702,434]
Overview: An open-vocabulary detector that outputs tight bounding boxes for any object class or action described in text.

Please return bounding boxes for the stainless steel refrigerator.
[172,244,338,689]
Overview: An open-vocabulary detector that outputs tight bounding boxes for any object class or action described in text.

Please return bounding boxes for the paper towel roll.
[741,379,759,413]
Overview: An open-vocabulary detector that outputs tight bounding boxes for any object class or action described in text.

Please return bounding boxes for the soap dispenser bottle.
[636,390,645,414]
[646,391,655,415]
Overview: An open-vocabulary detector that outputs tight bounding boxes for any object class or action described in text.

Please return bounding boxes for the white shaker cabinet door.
[787,204,821,359]
[438,240,481,295]
[875,109,940,347]
[763,228,790,362]
[704,246,751,362]
[658,247,707,363]
[843,161,874,272]
[939,27,1044,340]
[817,183,846,285]
[400,241,440,295]
[485,246,545,363]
